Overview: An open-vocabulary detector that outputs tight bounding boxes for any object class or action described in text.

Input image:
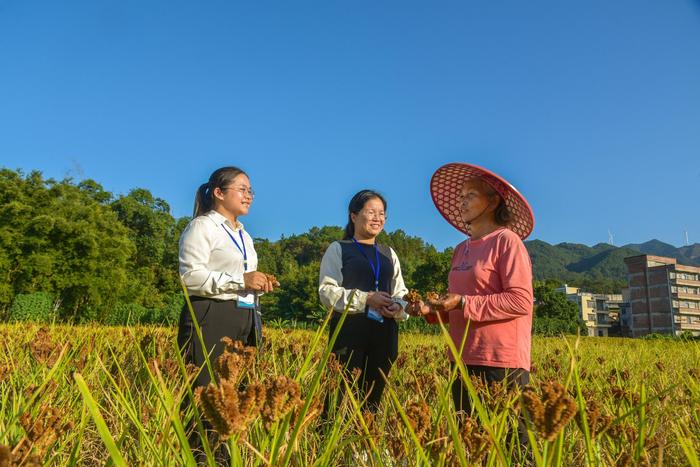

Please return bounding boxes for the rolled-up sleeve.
[318,242,368,314]
[179,219,245,296]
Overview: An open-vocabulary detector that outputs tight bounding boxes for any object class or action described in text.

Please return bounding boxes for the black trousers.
[177,296,259,388]
[451,364,530,447]
[329,313,399,412]
[177,297,260,465]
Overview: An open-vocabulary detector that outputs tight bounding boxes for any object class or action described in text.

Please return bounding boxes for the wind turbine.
[608,229,614,246]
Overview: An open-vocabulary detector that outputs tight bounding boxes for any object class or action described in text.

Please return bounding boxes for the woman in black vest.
[319,189,409,411]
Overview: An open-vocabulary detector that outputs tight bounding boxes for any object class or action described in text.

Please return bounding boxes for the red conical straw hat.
[430,163,535,239]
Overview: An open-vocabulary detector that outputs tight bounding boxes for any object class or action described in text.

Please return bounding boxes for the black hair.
[193,166,247,217]
[494,198,512,226]
[342,189,388,240]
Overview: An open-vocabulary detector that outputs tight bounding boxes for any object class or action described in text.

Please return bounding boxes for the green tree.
[410,248,453,294]
[269,261,322,322]
[533,281,586,335]
[111,188,185,309]
[0,169,134,320]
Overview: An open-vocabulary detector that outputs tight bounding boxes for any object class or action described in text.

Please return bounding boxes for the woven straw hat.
[430,163,534,239]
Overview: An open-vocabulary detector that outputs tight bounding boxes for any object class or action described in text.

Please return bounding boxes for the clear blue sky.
[1,1,699,250]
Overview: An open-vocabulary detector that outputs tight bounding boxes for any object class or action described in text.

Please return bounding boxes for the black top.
[338,240,394,295]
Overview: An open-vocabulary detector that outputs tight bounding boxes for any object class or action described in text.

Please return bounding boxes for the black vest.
[338,240,394,295]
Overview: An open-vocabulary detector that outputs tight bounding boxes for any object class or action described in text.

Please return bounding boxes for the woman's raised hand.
[243,271,279,293]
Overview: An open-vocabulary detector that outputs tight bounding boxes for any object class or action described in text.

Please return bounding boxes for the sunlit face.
[460,179,496,224]
[213,173,254,218]
[351,197,386,239]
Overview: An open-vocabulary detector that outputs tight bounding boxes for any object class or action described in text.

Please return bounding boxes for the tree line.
[0,169,584,334]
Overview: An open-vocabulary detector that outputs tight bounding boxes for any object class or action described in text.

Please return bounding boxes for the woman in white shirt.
[178,166,276,390]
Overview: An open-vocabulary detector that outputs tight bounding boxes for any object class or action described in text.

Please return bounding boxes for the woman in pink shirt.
[406,163,535,430]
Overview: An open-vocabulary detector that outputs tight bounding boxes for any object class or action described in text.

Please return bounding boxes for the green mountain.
[524,239,700,293]
[525,241,635,282]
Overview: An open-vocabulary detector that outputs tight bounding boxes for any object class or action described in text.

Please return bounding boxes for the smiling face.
[350,196,386,240]
[213,173,253,221]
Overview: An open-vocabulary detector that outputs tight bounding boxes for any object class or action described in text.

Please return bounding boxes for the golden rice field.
[0,318,699,466]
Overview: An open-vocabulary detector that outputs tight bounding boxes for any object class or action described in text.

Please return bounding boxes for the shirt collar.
[205,210,244,231]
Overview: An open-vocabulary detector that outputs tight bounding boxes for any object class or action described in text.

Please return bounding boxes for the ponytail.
[343,218,355,240]
[193,182,213,218]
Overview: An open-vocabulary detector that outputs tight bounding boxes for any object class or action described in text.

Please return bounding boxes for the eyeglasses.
[223,185,255,197]
[359,209,386,219]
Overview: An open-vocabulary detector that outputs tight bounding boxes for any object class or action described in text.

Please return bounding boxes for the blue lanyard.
[352,238,381,291]
[221,224,248,271]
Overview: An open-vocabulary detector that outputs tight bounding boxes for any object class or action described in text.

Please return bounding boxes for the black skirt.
[177,296,261,388]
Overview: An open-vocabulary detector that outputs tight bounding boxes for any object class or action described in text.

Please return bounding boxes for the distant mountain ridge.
[525,239,700,283]
[623,239,700,266]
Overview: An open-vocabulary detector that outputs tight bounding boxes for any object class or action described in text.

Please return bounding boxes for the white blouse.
[179,210,258,301]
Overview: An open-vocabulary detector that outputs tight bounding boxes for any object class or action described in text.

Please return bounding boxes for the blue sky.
[1,1,699,250]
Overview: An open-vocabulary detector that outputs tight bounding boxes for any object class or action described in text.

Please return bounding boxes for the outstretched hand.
[405,300,432,317]
[426,293,462,313]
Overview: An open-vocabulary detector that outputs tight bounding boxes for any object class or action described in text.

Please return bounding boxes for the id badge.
[367,308,384,323]
[238,293,255,308]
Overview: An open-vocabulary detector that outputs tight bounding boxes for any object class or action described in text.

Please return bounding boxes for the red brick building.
[623,255,700,337]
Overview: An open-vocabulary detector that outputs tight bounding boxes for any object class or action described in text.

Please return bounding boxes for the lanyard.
[221,224,248,271]
[352,238,381,291]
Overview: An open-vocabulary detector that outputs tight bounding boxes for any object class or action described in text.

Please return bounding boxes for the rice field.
[1,315,699,466]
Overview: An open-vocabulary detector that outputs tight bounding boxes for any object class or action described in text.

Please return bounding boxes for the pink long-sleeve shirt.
[427,227,533,370]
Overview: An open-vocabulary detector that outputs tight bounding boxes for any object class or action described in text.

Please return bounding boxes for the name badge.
[238,293,255,308]
[367,308,384,323]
